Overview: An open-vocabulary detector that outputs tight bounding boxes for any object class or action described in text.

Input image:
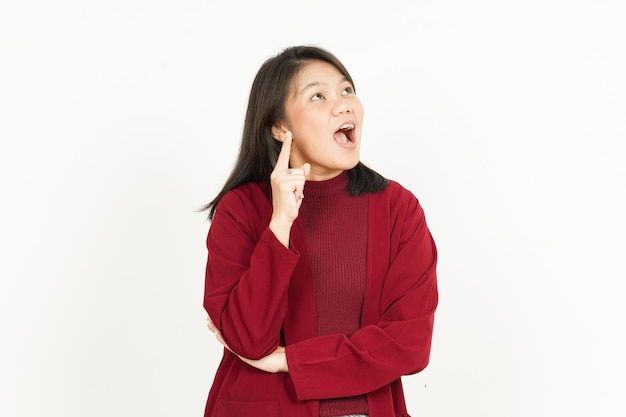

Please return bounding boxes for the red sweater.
[299,173,369,416]
[203,175,438,417]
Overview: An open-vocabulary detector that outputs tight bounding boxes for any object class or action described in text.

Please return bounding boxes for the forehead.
[291,60,346,93]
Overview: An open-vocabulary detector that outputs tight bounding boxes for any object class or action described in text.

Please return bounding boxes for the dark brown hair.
[203,45,387,220]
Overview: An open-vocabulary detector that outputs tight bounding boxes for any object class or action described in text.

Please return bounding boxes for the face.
[275,60,363,181]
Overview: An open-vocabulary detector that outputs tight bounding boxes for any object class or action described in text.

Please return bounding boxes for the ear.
[271,122,288,142]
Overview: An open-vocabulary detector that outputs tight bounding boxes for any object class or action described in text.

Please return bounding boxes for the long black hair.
[203,45,388,220]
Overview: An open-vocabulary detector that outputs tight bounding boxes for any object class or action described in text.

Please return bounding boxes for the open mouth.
[334,123,356,145]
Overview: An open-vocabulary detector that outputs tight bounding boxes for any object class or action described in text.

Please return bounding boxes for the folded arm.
[203,190,300,360]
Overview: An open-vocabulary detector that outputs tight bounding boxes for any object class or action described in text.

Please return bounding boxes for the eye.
[341,86,355,96]
[311,93,324,101]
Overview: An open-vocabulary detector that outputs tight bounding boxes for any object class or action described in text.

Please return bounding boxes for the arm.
[203,190,300,360]
[204,134,310,360]
[207,318,288,373]
[286,196,438,400]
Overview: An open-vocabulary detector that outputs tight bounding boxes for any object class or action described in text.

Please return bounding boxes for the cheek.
[285,113,308,139]
[292,113,315,133]
[290,118,319,144]
[291,138,311,158]
[353,99,364,118]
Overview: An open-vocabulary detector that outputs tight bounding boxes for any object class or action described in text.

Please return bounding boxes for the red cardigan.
[203,179,438,417]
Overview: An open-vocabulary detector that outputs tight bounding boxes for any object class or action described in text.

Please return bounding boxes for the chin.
[341,159,360,171]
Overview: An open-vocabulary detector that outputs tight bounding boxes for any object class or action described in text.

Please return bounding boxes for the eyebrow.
[298,76,350,95]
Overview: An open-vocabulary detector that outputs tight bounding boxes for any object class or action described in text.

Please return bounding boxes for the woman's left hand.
[207,317,289,373]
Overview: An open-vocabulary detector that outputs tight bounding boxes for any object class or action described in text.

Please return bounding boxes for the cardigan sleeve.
[285,194,438,401]
[203,188,300,360]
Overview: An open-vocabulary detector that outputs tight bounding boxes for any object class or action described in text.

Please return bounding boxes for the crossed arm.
[207,317,288,373]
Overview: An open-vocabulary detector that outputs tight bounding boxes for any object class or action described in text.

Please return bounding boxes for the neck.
[306,168,344,182]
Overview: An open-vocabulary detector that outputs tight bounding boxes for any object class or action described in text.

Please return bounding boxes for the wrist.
[269,218,292,248]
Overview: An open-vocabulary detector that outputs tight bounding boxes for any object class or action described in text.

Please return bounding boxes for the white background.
[1,1,625,416]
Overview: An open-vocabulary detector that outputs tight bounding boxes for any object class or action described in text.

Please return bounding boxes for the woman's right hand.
[269,131,310,247]
[208,317,288,373]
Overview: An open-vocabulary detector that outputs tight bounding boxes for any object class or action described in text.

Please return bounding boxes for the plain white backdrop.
[1,1,625,416]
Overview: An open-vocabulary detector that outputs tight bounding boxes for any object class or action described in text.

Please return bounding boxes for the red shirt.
[203,176,438,417]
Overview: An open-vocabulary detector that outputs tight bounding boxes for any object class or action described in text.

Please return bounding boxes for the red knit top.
[299,172,369,417]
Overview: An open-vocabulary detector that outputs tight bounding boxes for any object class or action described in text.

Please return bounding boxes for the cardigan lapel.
[362,192,391,326]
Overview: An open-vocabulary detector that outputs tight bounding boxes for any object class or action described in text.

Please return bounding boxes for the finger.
[293,163,310,201]
[274,131,292,171]
[207,318,218,333]
[215,332,232,352]
[284,167,306,177]
[301,163,311,179]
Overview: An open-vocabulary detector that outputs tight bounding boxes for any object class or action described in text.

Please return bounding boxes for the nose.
[332,97,352,116]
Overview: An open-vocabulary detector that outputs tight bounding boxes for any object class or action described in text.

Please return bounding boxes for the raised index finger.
[274,131,292,171]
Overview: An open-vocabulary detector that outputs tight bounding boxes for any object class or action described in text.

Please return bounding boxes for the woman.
[202,45,438,417]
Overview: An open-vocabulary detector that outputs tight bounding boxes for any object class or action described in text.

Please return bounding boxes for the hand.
[269,131,310,246]
[207,317,288,373]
